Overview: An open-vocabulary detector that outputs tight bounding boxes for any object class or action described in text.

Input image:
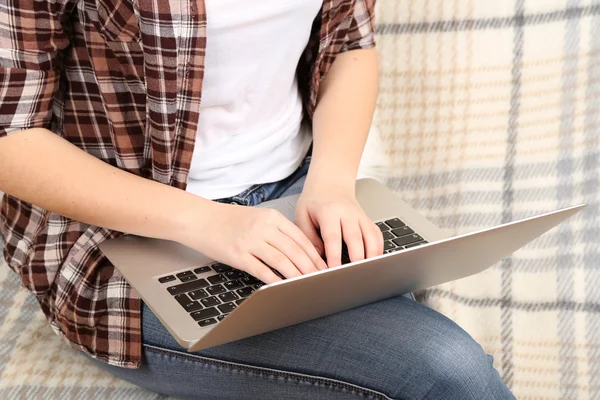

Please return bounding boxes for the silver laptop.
[99,178,585,352]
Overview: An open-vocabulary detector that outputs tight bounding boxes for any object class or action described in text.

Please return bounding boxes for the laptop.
[99,178,585,352]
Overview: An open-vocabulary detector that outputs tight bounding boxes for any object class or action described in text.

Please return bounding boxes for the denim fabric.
[214,154,312,206]
[89,157,514,399]
[91,298,514,400]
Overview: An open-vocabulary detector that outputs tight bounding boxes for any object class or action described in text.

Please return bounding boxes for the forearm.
[0,128,217,243]
[307,48,379,189]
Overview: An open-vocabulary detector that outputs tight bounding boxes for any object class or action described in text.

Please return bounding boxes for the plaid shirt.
[0,0,376,367]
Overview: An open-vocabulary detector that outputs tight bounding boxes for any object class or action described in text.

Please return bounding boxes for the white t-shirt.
[186,0,322,199]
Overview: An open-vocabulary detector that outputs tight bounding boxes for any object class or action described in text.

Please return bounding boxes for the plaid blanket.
[1,0,599,399]
[374,0,600,399]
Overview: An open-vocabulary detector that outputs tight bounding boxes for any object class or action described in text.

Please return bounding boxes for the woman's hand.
[294,181,384,268]
[179,203,327,284]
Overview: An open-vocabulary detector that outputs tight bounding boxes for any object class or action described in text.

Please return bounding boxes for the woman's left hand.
[295,182,384,268]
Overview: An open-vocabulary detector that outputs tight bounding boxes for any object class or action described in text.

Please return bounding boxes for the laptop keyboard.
[377,218,429,250]
[158,217,428,327]
[159,262,265,327]
[341,218,428,263]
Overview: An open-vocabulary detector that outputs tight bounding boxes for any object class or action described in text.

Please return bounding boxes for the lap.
[90,296,513,400]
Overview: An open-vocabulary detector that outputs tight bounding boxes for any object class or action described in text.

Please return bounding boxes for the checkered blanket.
[1,0,599,399]
[373,0,600,398]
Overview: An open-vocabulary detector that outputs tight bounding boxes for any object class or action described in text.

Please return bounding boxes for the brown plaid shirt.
[0,0,376,367]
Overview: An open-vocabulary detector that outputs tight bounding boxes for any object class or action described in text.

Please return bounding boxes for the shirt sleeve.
[341,0,377,52]
[0,0,73,137]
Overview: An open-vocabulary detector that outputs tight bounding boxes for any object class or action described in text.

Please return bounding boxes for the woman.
[0,0,514,398]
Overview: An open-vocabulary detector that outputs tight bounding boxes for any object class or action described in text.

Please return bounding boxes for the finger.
[267,232,319,275]
[360,217,384,258]
[341,216,365,262]
[242,256,282,284]
[295,210,325,256]
[279,220,328,271]
[254,242,303,279]
[320,215,343,268]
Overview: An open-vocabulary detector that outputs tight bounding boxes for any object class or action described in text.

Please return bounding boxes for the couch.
[1,0,598,398]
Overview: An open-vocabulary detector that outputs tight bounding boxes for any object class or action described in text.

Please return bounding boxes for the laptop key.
[217,315,226,321]
[392,234,423,247]
[236,287,254,298]
[179,275,197,283]
[193,266,211,274]
[224,279,244,291]
[385,218,405,228]
[191,307,219,321]
[219,292,239,303]
[224,270,245,280]
[176,271,194,279]
[201,296,221,307]
[183,301,203,312]
[206,275,227,285]
[189,289,208,300]
[198,318,218,327]
[376,222,389,232]
[382,231,394,241]
[384,241,396,251]
[167,279,209,295]
[174,293,192,306]
[212,263,233,273]
[235,298,246,306]
[241,275,260,286]
[253,283,265,290]
[206,285,226,296]
[392,226,414,237]
[158,275,176,283]
[207,274,227,285]
[218,302,237,314]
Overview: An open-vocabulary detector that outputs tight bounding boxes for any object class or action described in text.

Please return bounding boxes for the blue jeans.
[90,157,514,399]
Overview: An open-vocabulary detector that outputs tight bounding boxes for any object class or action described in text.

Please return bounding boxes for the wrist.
[168,192,224,245]
[304,165,357,196]
[306,145,361,193]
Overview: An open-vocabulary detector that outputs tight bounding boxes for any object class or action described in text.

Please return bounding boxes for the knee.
[360,298,513,399]
[414,333,513,400]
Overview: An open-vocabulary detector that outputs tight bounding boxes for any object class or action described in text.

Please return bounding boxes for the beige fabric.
[371,1,600,399]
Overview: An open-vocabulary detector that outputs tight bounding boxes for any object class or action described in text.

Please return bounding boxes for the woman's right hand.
[179,202,328,284]
[0,129,324,285]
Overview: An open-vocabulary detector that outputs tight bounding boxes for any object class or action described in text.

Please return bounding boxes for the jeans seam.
[221,152,311,205]
[143,344,391,399]
[265,156,310,201]
[235,183,267,204]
